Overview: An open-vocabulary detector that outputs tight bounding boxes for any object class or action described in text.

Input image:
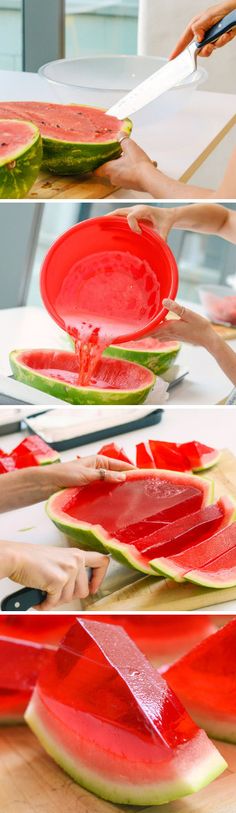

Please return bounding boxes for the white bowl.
[39,55,207,109]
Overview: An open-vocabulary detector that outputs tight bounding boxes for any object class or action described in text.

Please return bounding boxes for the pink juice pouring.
[55,250,160,386]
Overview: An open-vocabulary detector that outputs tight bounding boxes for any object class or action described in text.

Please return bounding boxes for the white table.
[1,306,235,405]
[0,71,235,194]
[0,407,236,613]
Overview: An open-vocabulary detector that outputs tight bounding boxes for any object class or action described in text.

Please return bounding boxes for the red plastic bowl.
[40,216,178,343]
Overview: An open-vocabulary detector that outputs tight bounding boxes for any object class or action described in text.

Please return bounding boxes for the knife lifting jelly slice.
[47,468,212,557]
[25,619,226,805]
[165,619,236,744]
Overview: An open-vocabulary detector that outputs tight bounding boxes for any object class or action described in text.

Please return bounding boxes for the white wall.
[138,0,236,93]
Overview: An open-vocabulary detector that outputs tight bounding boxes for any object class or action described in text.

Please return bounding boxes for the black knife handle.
[196,11,236,48]
[1,588,47,612]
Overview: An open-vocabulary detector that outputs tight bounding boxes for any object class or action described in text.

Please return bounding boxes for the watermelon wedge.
[136,441,156,468]
[0,615,72,645]
[46,468,212,557]
[11,436,60,467]
[165,620,236,743]
[97,442,134,464]
[149,440,189,472]
[179,441,220,472]
[9,349,155,405]
[150,496,236,581]
[185,526,236,588]
[105,337,180,375]
[25,619,226,804]
[0,119,42,198]
[0,102,131,176]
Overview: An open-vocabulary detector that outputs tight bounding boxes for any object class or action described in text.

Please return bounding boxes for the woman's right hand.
[0,541,109,610]
[170,2,236,59]
[108,204,175,241]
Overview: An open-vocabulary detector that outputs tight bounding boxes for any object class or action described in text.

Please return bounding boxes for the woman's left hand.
[95,137,156,191]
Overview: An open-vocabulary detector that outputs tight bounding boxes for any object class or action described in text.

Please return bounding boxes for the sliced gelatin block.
[0,690,31,724]
[0,616,72,644]
[47,469,212,554]
[179,441,220,472]
[12,436,60,467]
[165,619,236,743]
[25,619,226,805]
[149,440,189,472]
[0,637,55,692]
[136,441,155,468]
[185,532,236,588]
[97,442,133,465]
[150,496,235,581]
[10,349,155,406]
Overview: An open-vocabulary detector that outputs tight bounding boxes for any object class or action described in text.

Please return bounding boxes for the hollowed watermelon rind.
[46,469,214,556]
[26,689,227,805]
[0,119,42,199]
[9,349,155,406]
[104,341,180,375]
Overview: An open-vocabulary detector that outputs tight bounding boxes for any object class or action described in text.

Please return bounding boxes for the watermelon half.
[46,468,213,562]
[0,119,42,198]
[0,102,132,176]
[150,496,236,581]
[25,619,226,805]
[105,337,180,375]
[9,349,155,406]
[165,619,236,743]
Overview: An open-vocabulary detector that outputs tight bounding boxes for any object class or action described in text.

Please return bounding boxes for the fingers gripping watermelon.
[0,119,42,198]
[0,102,132,176]
[25,619,227,805]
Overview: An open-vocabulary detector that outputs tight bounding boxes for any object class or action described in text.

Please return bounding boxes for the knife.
[1,587,46,612]
[107,11,236,119]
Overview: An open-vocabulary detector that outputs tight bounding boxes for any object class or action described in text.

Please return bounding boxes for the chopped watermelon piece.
[12,436,60,467]
[185,526,236,588]
[150,496,236,580]
[165,620,236,743]
[149,440,189,472]
[136,441,155,468]
[179,441,220,472]
[26,619,226,804]
[97,442,133,464]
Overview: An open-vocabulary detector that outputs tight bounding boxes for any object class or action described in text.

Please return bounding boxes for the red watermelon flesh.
[26,619,226,804]
[136,441,155,469]
[150,497,235,579]
[165,620,236,743]
[0,102,123,144]
[97,442,133,465]
[149,440,189,472]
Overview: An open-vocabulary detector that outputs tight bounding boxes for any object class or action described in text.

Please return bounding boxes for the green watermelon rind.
[104,341,180,375]
[25,690,227,805]
[150,495,236,582]
[9,349,155,406]
[191,451,221,472]
[184,567,236,589]
[0,119,42,198]
[46,468,214,557]
[42,116,132,176]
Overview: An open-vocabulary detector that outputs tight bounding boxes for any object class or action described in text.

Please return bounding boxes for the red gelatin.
[0,690,31,723]
[136,441,155,468]
[179,441,219,472]
[0,637,54,692]
[97,442,133,465]
[149,440,189,472]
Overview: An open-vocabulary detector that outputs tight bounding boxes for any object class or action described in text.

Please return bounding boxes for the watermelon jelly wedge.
[46,468,213,561]
[150,496,236,581]
[104,337,180,375]
[9,349,155,405]
[0,638,54,725]
[97,442,134,465]
[0,119,42,198]
[11,436,60,467]
[184,523,236,588]
[165,619,236,743]
[0,102,132,176]
[179,441,220,472]
[108,495,232,574]
[25,619,227,805]
[136,441,156,469]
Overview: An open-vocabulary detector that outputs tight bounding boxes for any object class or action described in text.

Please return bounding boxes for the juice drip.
[74,324,113,387]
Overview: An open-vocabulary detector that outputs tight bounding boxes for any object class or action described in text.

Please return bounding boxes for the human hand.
[43,453,135,494]
[95,138,157,191]
[1,540,109,610]
[107,205,175,241]
[170,2,236,59]
[152,299,214,347]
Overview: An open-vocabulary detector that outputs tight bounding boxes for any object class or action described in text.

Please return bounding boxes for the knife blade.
[107,11,236,119]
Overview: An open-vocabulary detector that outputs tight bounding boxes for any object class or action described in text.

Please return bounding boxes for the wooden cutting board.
[85,449,236,612]
[28,169,115,199]
[0,726,235,813]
